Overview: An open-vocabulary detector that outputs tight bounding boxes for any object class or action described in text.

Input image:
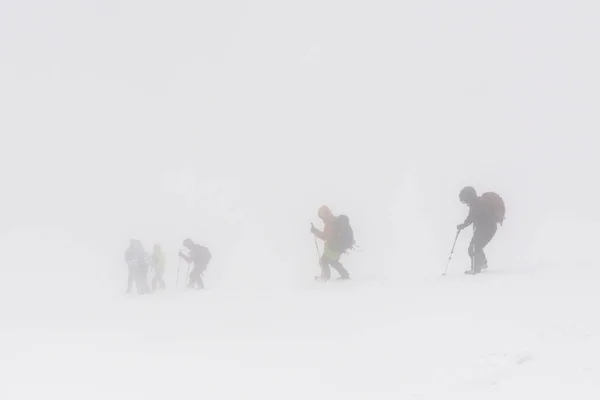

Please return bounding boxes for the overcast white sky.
[0,1,598,292]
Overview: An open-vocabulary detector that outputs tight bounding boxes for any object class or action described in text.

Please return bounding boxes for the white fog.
[1,1,599,399]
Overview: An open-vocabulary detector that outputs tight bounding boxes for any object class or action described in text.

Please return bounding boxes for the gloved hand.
[456,223,466,231]
[310,223,317,234]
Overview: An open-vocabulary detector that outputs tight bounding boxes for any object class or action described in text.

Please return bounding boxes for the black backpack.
[329,215,355,253]
[481,192,506,226]
[192,245,212,265]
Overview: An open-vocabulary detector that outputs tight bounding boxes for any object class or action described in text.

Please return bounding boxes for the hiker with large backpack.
[456,187,505,275]
[311,205,354,282]
[178,238,212,289]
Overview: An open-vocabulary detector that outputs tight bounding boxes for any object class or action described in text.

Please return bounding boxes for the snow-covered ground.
[2,1,600,399]
[1,228,599,399]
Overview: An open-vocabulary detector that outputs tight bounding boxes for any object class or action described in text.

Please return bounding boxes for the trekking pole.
[313,235,324,279]
[176,257,182,288]
[186,262,192,287]
[442,230,461,276]
[148,257,153,290]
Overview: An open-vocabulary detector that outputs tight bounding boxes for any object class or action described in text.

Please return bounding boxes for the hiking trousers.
[468,223,497,272]
[127,265,150,294]
[188,263,207,289]
[152,266,166,291]
[319,254,350,280]
[127,265,135,292]
[136,265,151,293]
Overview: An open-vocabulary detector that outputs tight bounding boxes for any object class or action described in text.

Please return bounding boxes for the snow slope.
[1,228,600,399]
[2,1,600,399]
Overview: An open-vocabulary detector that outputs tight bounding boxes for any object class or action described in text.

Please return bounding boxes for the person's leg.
[189,265,206,289]
[467,238,476,272]
[330,260,350,279]
[187,265,198,288]
[196,273,204,289]
[138,266,151,293]
[319,255,332,280]
[158,267,166,289]
[134,268,144,293]
[470,225,497,273]
[126,266,134,293]
[321,244,345,280]
[153,266,164,290]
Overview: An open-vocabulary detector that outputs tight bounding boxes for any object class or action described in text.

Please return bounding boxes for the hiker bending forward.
[457,186,504,274]
[178,238,212,289]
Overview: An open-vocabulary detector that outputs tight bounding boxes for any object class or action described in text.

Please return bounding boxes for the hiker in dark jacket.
[457,187,498,274]
[311,205,351,281]
[178,238,211,289]
[124,239,151,294]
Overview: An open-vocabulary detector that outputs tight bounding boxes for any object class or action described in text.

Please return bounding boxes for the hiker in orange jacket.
[311,205,350,281]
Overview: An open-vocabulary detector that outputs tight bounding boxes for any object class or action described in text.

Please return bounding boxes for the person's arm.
[179,250,191,263]
[312,222,332,241]
[124,249,132,264]
[457,206,474,230]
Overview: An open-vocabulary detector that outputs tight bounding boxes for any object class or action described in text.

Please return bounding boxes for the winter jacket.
[152,248,166,270]
[125,246,148,268]
[460,197,497,229]
[313,220,334,243]
[182,244,212,267]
